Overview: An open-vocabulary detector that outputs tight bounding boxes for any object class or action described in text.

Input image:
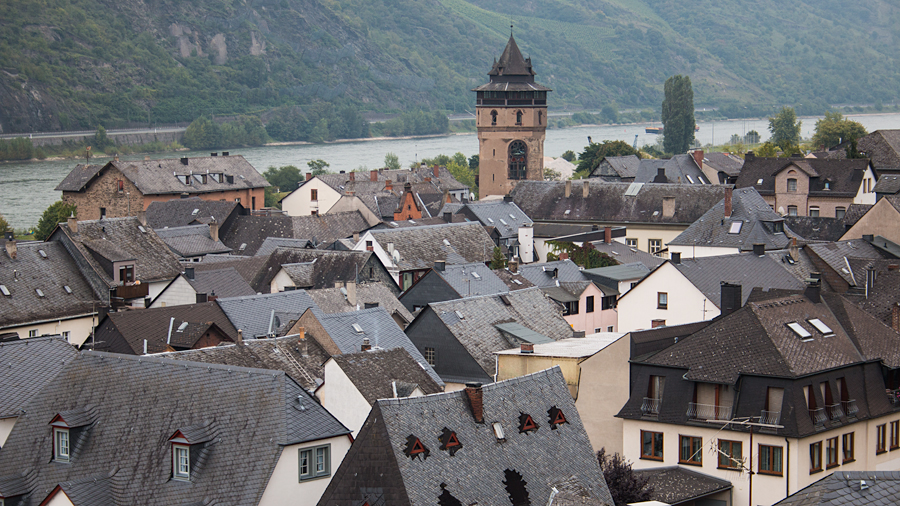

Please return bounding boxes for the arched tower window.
[491,110,498,126]
[509,141,527,180]
[516,111,523,125]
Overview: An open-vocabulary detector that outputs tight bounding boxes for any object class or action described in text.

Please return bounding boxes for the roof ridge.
[85,350,289,378]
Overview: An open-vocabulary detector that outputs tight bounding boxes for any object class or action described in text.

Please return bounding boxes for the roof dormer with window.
[167,421,218,482]
[49,406,98,463]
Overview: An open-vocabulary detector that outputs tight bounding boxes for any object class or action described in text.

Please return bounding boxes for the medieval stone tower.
[473,33,551,197]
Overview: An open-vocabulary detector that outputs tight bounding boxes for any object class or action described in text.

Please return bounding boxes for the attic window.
[808,319,834,337]
[471,272,481,280]
[35,289,45,298]
[173,444,190,480]
[787,322,812,340]
[176,322,189,332]
[729,221,743,234]
[548,406,569,429]
[39,249,47,258]
[403,435,430,461]
[352,323,364,334]
[757,178,764,185]
[455,310,464,319]
[439,428,462,456]
[54,427,70,462]
[64,285,73,294]
[518,413,539,433]
[0,285,9,296]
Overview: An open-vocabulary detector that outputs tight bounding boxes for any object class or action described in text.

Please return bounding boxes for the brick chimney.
[209,219,219,242]
[385,179,393,192]
[306,173,312,181]
[67,215,78,234]
[724,187,733,218]
[370,170,378,182]
[520,343,534,353]
[464,383,484,423]
[583,180,590,198]
[565,180,572,198]
[604,226,612,244]
[349,172,355,182]
[433,166,440,178]
[445,189,451,204]
[559,252,569,260]
[424,177,432,183]
[361,337,371,352]
[508,258,519,273]
[662,196,676,218]
[5,238,16,260]
[692,149,704,168]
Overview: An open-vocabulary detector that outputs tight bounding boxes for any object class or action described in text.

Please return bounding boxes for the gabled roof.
[668,187,798,251]
[366,222,495,270]
[0,351,348,505]
[183,267,255,299]
[438,262,510,297]
[254,237,313,257]
[782,216,853,242]
[0,336,78,418]
[145,197,242,228]
[805,239,884,286]
[702,152,744,177]
[55,155,269,195]
[634,154,710,185]
[590,241,667,269]
[492,267,536,291]
[510,181,730,225]
[873,174,900,195]
[0,242,97,330]
[53,217,182,285]
[264,249,382,291]
[841,260,900,329]
[191,254,270,286]
[590,155,641,180]
[452,199,532,238]
[518,259,589,287]
[154,224,231,257]
[318,367,611,506]
[216,290,318,339]
[632,466,733,506]
[221,211,373,255]
[773,470,900,506]
[857,129,900,171]
[330,348,443,405]
[735,157,870,196]
[307,283,412,322]
[424,287,573,375]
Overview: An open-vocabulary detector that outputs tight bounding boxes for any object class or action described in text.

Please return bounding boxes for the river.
[1,113,899,230]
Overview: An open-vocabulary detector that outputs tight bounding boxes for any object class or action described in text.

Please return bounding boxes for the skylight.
[177,322,189,332]
[509,214,516,220]
[472,272,481,280]
[64,285,73,294]
[0,285,9,296]
[35,289,45,298]
[808,319,834,336]
[239,243,247,251]
[564,210,571,215]
[728,221,743,234]
[352,323,364,333]
[487,218,494,224]
[787,322,812,340]
[138,225,147,233]
[455,310,464,319]
[513,279,523,285]
[499,219,508,226]
[757,178,764,185]
[408,220,416,224]
[192,209,199,216]
[686,174,695,184]
[39,249,47,258]
[390,221,399,227]
[443,239,451,246]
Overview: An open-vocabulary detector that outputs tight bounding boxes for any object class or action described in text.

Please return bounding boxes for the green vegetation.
[546,241,617,269]
[34,201,76,241]
[0,213,9,234]
[574,140,641,179]
[307,159,330,176]
[384,153,401,171]
[370,110,449,138]
[490,246,507,269]
[768,107,802,152]
[421,152,477,196]
[182,116,268,150]
[811,112,867,150]
[661,75,695,154]
[0,137,42,161]
[598,448,653,506]
[262,165,302,193]
[265,105,369,143]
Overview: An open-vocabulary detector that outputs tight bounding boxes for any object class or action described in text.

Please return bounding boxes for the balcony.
[113,283,149,300]
[760,410,781,425]
[809,407,827,426]
[641,397,661,416]
[842,399,859,418]
[686,402,732,421]
[827,403,845,421]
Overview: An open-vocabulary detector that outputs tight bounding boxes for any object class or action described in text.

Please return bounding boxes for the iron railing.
[810,407,827,425]
[641,397,661,416]
[686,402,732,421]
[842,399,859,417]
[760,410,781,425]
[827,403,845,420]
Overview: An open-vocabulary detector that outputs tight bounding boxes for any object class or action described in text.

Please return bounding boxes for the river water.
[1,113,898,230]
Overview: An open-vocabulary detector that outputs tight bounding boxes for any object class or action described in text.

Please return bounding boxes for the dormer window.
[439,427,462,456]
[403,435,430,461]
[548,406,568,429]
[518,413,539,434]
[168,422,215,482]
[49,407,96,463]
[299,444,331,480]
[54,427,70,462]
[172,444,190,480]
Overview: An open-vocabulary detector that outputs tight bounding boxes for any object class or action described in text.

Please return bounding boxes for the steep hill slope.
[0,0,898,134]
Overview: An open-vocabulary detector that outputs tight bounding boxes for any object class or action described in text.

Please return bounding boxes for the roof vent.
[455,310,464,319]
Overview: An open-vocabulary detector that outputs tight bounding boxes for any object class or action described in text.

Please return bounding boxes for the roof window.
[239,243,247,251]
[390,221,399,227]
[64,285,73,294]
[39,249,48,258]
[509,214,516,220]
[729,221,743,234]
[352,323,364,333]
[0,285,9,296]
[686,174,695,184]
[192,209,199,216]
[564,210,571,215]
[408,219,416,224]
[492,422,505,440]
[471,272,481,280]
[757,178,764,185]
[35,289,45,298]
[455,310,464,319]
[443,239,451,247]
[176,322,189,332]
[487,218,495,224]
[807,318,834,337]
[403,435,430,461]
[787,322,812,340]
[499,218,508,226]
[138,225,147,233]
[512,279,523,285]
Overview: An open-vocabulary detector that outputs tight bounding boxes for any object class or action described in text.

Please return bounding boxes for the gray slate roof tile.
[367,222,495,270]
[0,336,78,418]
[673,253,807,308]
[330,348,443,405]
[307,283,413,322]
[155,224,232,257]
[145,197,241,229]
[216,290,319,339]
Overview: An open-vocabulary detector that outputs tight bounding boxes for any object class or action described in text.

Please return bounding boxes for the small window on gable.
[518,413,539,434]
[807,319,834,337]
[548,406,568,429]
[404,435,430,461]
[787,322,812,340]
[299,444,331,481]
[787,178,797,192]
[438,427,462,456]
[117,180,124,192]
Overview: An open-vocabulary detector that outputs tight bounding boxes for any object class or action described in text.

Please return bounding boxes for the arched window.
[491,110,498,126]
[508,141,527,180]
[516,111,523,125]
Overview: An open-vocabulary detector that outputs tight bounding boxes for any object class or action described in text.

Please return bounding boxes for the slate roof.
[438,262,510,297]
[632,466,732,506]
[583,262,651,286]
[668,187,799,251]
[873,174,900,195]
[0,351,348,505]
[519,259,590,287]
[782,216,853,242]
[191,254,270,286]
[221,211,372,255]
[805,240,884,286]
[634,154,710,185]
[254,237,313,256]
[0,242,98,329]
[773,471,900,506]
[54,217,182,285]
[492,267,536,290]
[735,157,870,197]
[589,240,667,269]
[590,155,641,180]
[452,200,532,239]
[494,333,625,358]
[318,367,611,506]
[426,287,573,376]
[154,224,232,257]
[842,261,900,329]
[262,248,385,292]
[366,222,496,270]
[671,253,807,308]
[510,180,729,225]
[307,283,413,322]
[55,155,269,195]
[312,307,442,386]
[857,130,900,171]
[216,290,318,339]
[183,267,256,299]
[156,336,329,392]
[145,197,242,228]
[374,216,467,230]
[703,152,744,177]
[0,336,78,419]
[94,301,238,354]
[330,348,443,405]
[314,166,469,194]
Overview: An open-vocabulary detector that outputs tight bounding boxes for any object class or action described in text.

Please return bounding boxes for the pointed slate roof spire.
[488,32,535,77]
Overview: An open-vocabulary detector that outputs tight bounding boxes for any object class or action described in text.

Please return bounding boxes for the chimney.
[236,329,244,346]
[306,172,312,181]
[692,149,704,168]
[137,210,147,227]
[207,291,218,302]
[445,189,451,204]
[504,194,513,203]
[424,177,432,183]
[653,167,668,183]
[180,157,189,165]
[893,303,900,333]
[443,211,452,223]
[464,383,484,423]
[5,238,16,260]
[185,267,195,280]
[67,215,78,233]
[790,237,799,262]
[662,196,676,218]
[352,232,360,243]
[583,180,590,198]
[559,252,569,260]
[752,243,765,256]
[370,170,378,182]
[361,337,371,352]
[433,166,440,178]
[724,187,733,218]
[604,226,612,244]
[565,180,572,198]
[508,258,518,273]
[720,282,741,316]
[520,343,534,354]
[745,151,755,162]
[651,319,666,328]
[805,277,821,303]
[346,281,357,307]
[434,260,446,272]
[349,172,355,181]
[209,219,219,242]
[671,252,681,264]
[385,179,393,192]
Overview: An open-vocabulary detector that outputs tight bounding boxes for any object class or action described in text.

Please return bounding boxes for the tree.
[93,125,113,151]
[544,166,562,181]
[811,112,867,149]
[35,201,77,241]
[182,116,221,149]
[468,154,479,171]
[0,213,10,235]
[446,161,476,195]
[768,107,802,151]
[574,140,640,178]
[262,165,302,192]
[600,104,618,124]
[744,130,761,144]
[661,75,695,154]
[597,448,653,506]
[384,152,401,170]
[307,159,330,175]
[490,246,507,269]
[561,150,576,162]
[264,186,282,208]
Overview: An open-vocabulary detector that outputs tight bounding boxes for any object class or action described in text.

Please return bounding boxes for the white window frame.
[809,206,820,217]
[649,239,662,255]
[172,444,190,480]
[625,238,637,248]
[299,444,331,481]
[54,427,70,462]
[28,329,38,338]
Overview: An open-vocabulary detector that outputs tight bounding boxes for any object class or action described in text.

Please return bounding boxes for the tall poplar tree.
[661,75,695,154]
